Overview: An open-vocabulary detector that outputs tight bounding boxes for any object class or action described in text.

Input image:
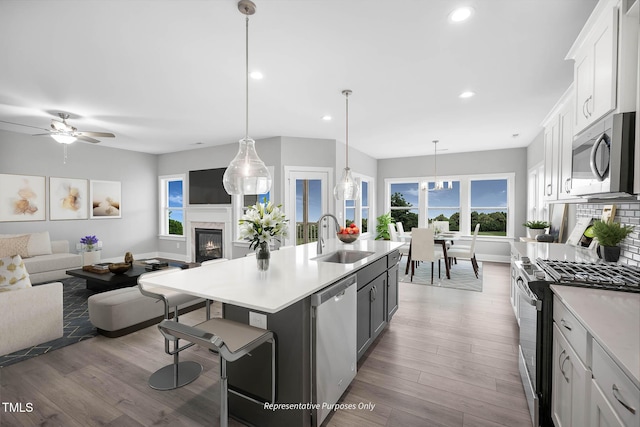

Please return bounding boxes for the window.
[341,175,374,235]
[470,179,508,236]
[426,181,460,231]
[390,182,419,231]
[159,175,185,237]
[386,173,514,237]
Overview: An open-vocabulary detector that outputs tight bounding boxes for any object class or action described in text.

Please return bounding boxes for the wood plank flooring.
[0,262,532,427]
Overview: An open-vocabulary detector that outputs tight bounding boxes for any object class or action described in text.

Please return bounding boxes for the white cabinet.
[591,380,626,427]
[541,87,574,201]
[552,323,591,427]
[571,4,618,134]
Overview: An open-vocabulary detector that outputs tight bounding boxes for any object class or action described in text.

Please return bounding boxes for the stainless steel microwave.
[570,112,636,198]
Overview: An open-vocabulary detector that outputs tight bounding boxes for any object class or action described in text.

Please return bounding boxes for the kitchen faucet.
[316,213,340,254]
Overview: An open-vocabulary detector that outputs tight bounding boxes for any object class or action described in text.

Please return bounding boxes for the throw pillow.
[25,231,53,256]
[0,235,30,258]
[0,254,32,292]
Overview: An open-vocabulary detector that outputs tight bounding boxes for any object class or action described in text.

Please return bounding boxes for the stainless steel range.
[514,257,640,427]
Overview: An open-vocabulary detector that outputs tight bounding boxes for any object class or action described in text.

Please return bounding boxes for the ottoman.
[88,287,204,337]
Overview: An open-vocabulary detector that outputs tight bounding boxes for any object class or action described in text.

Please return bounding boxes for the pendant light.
[334,89,359,200]
[430,140,451,191]
[223,0,272,196]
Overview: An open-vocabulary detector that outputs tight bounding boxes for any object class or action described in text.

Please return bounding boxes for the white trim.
[158,173,186,238]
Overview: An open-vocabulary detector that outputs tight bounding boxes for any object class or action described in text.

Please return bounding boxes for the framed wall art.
[90,180,121,219]
[0,174,46,222]
[49,177,89,220]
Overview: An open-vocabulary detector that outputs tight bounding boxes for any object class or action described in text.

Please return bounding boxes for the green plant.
[591,220,634,247]
[375,212,393,240]
[523,220,550,229]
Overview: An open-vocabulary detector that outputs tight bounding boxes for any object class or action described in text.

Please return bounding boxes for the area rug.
[399,258,483,292]
[0,277,98,368]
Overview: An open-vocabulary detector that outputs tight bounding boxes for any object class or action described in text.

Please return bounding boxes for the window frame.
[158,174,186,240]
[340,172,375,238]
[385,172,515,238]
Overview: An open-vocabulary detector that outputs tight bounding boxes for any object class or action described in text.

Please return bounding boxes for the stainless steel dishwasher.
[311,274,357,426]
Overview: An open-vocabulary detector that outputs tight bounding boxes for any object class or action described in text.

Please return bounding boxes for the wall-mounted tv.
[189,168,231,205]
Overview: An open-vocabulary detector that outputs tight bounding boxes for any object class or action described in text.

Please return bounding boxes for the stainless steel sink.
[312,250,375,264]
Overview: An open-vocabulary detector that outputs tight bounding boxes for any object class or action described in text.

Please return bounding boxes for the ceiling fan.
[0,112,115,144]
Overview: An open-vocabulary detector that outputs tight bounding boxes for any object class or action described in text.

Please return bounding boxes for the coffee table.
[66,265,148,292]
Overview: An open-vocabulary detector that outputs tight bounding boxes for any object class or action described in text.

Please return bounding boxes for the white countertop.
[551,285,640,388]
[140,239,403,314]
[511,242,600,263]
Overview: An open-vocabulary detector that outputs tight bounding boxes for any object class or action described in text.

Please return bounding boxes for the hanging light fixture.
[334,89,359,200]
[430,140,452,191]
[223,0,272,196]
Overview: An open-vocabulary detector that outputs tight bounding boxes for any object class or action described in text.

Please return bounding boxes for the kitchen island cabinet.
[139,239,402,427]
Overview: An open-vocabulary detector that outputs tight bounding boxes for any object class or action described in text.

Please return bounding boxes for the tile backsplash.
[576,201,640,267]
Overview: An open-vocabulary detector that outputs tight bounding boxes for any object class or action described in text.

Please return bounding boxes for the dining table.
[400,231,460,279]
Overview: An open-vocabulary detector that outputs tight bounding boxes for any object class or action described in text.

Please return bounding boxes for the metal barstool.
[138,268,204,390]
[158,318,276,427]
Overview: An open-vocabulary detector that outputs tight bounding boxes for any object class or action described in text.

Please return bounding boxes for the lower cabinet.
[356,251,399,360]
[590,380,625,427]
[551,323,590,427]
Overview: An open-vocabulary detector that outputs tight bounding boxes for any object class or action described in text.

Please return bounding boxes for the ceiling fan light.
[51,134,76,144]
[223,137,272,195]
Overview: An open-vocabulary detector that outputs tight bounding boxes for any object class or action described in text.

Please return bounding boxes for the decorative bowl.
[109,262,132,274]
[336,232,359,244]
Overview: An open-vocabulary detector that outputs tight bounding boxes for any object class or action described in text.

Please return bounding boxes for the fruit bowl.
[109,262,132,274]
[336,232,359,243]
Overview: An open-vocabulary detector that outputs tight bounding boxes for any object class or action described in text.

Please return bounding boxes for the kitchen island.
[139,239,403,427]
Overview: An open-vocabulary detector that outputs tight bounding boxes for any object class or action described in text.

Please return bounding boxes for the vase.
[256,242,270,271]
[82,250,101,266]
[526,228,545,240]
[601,245,621,263]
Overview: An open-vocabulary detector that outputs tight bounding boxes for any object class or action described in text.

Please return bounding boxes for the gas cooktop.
[536,258,640,293]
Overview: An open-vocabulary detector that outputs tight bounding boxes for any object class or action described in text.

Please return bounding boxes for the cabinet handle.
[370,287,375,302]
[546,184,552,196]
[585,95,592,117]
[612,384,636,414]
[582,98,589,119]
[560,352,570,383]
[560,319,572,331]
[564,178,571,193]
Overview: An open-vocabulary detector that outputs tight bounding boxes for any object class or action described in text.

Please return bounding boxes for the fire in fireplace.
[195,228,223,263]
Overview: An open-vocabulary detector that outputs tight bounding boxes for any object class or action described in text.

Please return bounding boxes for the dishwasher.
[311,274,357,427]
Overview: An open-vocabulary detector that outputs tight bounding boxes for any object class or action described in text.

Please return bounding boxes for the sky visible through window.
[168,180,183,223]
[296,179,322,222]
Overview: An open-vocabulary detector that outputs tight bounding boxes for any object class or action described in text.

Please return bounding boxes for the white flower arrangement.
[239,201,289,250]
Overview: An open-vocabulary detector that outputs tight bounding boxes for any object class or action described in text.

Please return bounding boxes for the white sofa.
[0,232,82,283]
[0,281,64,356]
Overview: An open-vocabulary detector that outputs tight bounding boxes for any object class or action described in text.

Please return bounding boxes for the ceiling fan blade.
[76,131,115,138]
[0,119,49,131]
[76,135,100,144]
[32,133,53,136]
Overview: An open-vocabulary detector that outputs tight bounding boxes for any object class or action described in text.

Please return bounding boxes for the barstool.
[138,268,204,390]
[158,318,276,427]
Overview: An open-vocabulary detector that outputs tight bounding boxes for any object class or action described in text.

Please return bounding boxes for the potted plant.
[523,220,550,240]
[591,220,634,262]
[375,212,393,240]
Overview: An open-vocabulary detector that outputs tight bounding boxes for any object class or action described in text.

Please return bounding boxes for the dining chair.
[387,223,409,261]
[432,221,450,233]
[409,227,444,284]
[395,222,405,235]
[446,223,480,278]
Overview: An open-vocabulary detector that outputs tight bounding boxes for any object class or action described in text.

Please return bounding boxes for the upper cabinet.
[566,0,638,136]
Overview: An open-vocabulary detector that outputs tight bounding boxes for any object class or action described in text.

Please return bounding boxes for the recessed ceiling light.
[450,7,474,22]
[250,71,263,80]
[322,115,332,121]
[459,91,475,99]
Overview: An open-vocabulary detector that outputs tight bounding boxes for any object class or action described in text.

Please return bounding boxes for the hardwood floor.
[0,262,532,427]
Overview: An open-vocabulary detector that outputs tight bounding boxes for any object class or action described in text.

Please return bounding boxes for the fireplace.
[195,228,223,263]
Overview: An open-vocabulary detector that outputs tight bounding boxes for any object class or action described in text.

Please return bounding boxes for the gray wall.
[527,130,545,168]
[0,130,158,259]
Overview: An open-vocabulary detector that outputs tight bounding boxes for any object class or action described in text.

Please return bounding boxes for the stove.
[536,258,640,293]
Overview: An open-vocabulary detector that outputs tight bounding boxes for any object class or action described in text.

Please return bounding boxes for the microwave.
[570,112,636,198]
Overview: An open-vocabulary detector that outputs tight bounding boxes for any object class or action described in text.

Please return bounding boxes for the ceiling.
[0,0,598,159]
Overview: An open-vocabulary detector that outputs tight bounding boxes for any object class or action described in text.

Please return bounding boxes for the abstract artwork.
[0,174,46,222]
[50,177,89,220]
[90,180,121,218]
